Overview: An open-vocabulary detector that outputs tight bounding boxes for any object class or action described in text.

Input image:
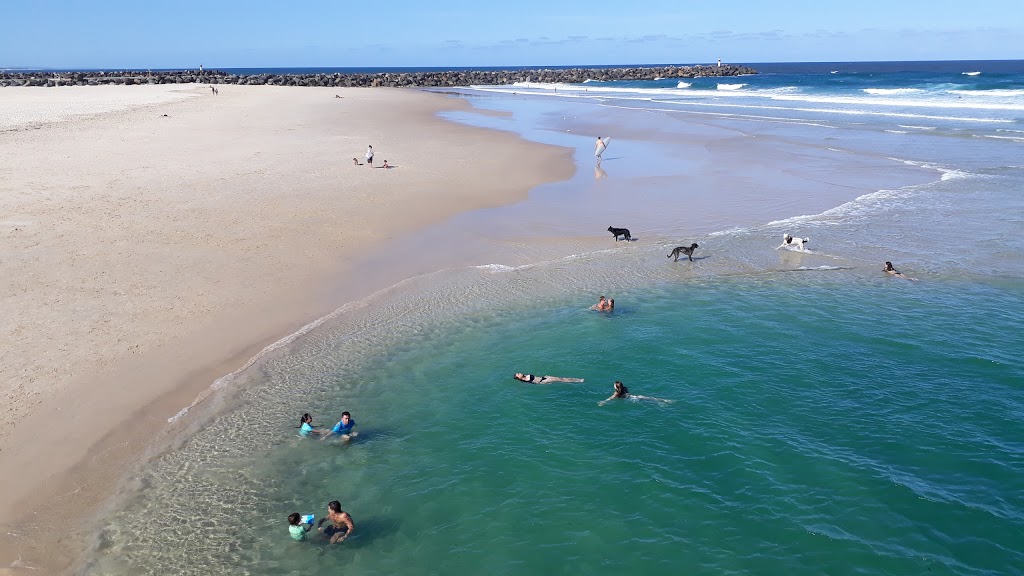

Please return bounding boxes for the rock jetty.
[0,65,757,88]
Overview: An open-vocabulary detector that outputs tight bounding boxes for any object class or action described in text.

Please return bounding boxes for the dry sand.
[0,84,573,573]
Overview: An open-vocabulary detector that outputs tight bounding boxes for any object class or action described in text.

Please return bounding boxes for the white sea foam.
[982,135,1024,143]
[470,83,1024,114]
[948,89,1024,97]
[863,88,925,95]
[898,125,938,130]
[476,263,519,272]
[885,130,908,134]
[676,81,691,88]
[962,71,982,76]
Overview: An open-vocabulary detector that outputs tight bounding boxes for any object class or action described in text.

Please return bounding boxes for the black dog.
[667,243,699,262]
[607,226,631,242]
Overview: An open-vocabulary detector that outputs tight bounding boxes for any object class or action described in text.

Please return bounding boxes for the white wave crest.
[948,89,1024,97]
[717,83,745,91]
[962,71,982,76]
[676,81,691,88]
[863,88,925,95]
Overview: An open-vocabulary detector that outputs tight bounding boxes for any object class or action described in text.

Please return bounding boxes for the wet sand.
[0,85,573,574]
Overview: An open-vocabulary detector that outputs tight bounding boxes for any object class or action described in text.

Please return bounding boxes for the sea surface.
[82,61,1024,575]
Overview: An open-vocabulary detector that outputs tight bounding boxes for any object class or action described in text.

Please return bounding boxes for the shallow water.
[84,62,1024,575]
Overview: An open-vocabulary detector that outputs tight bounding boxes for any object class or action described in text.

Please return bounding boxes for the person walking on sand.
[514,373,584,384]
[317,500,355,544]
[594,137,607,161]
[365,145,374,167]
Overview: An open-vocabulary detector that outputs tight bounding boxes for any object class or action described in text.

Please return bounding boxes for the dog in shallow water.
[668,243,699,262]
[607,226,631,242]
[777,234,810,251]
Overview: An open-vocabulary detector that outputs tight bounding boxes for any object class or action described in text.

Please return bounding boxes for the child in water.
[288,513,313,541]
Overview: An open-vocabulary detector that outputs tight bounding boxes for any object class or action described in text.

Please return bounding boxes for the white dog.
[777,233,810,251]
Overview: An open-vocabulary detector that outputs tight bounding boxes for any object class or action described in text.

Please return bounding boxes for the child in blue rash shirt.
[298,413,322,437]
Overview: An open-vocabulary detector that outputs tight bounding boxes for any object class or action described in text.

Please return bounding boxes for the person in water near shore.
[323,411,357,441]
[591,296,615,311]
[298,413,322,437]
[884,261,917,281]
[288,512,313,541]
[599,381,673,406]
[318,500,355,544]
[514,373,585,384]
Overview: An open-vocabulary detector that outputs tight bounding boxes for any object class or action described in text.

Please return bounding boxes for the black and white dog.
[667,243,699,262]
[777,233,809,251]
[607,226,632,242]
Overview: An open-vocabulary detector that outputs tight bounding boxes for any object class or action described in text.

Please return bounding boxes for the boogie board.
[595,138,611,158]
[301,514,315,525]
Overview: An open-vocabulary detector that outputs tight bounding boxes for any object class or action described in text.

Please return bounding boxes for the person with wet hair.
[317,500,355,544]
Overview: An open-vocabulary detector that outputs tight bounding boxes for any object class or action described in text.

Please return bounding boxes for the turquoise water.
[88,274,1024,575]
[84,62,1024,575]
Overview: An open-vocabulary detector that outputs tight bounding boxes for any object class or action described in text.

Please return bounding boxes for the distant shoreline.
[0,64,757,88]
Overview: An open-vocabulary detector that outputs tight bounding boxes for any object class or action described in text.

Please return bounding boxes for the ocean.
[83,61,1023,575]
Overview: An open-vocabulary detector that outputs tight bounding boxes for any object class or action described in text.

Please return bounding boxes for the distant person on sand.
[352,157,361,166]
[599,381,672,406]
[884,261,917,281]
[594,137,607,160]
[298,413,322,437]
[365,145,374,167]
[318,501,355,544]
[381,159,390,169]
[514,373,585,384]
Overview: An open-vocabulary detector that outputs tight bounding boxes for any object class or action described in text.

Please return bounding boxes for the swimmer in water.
[514,373,585,384]
[884,261,918,281]
[323,411,358,441]
[591,296,614,311]
[298,413,323,437]
[317,500,355,545]
[599,381,673,406]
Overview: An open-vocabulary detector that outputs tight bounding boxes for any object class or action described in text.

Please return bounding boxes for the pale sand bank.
[0,85,573,573]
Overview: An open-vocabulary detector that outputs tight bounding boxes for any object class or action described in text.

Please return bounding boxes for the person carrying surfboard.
[595,136,608,160]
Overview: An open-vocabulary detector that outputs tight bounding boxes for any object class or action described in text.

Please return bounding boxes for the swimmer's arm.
[598,394,617,405]
[317,517,328,530]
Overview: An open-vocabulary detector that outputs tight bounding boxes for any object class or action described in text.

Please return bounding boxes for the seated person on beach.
[323,411,357,440]
[352,157,361,165]
[298,413,322,437]
[287,512,313,541]
[382,159,390,168]
[514,373,585,384]
[884,261,917,280]
[317,500,355,544]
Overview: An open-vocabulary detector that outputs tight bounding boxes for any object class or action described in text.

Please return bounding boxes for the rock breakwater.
[0,65,757,88]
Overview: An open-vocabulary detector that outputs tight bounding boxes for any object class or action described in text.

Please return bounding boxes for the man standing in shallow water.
[318,500,355,544]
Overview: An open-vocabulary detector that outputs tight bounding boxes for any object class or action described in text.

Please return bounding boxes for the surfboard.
[595,137,611,157]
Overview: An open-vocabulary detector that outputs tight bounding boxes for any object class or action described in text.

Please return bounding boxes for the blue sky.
[3,0,1022,68]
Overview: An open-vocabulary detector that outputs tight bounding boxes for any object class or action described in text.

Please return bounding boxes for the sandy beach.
[0,84,573,573]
